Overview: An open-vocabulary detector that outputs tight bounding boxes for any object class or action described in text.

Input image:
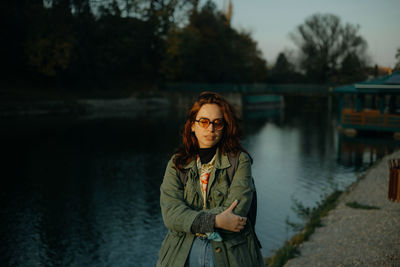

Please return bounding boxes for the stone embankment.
[0,92,242,119]
[0,97,170,119]
[285,150,400,266]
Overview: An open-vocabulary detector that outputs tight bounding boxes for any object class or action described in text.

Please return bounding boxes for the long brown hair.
[174,91,251,170]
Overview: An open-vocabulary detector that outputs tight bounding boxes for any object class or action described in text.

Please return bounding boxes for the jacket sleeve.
[191,213,216,233]
[160,157,202,234]
[208,152,255,218]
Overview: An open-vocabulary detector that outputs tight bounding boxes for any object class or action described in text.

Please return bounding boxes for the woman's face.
[191,103,224,148]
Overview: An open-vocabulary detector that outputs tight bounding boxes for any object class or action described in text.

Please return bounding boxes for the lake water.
[1,95,399,266]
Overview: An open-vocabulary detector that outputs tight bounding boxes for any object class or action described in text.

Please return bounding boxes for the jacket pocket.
[211,188,226,207]
[211,180,229,207]
[224,232,256,267]
[184,183,199,208]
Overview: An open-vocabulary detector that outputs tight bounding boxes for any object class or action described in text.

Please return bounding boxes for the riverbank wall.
[0,92,242,119]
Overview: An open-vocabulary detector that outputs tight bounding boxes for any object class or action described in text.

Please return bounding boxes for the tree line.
[2,0,390,91]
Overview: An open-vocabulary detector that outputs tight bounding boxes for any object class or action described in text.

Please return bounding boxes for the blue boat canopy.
[334,71,400,94]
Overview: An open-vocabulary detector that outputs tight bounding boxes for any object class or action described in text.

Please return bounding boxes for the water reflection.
[1,95,399,266]
[242,109,351,255]
[1,117,177,266]
[337,134,400,170]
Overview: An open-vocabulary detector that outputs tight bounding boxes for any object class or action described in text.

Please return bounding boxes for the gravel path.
[285,150,400,267]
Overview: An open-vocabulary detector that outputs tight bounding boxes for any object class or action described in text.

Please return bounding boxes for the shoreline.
[279,150,400,266]
[0,91,243,119]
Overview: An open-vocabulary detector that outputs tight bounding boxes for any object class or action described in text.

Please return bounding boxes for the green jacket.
[157,149,265,267]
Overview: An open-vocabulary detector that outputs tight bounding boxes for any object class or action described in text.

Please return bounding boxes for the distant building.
[365,65,393,80]
[222,0,233,24]
[334,71,400,138]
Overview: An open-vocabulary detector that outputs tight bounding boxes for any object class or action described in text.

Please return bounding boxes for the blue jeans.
[188,237,215,267]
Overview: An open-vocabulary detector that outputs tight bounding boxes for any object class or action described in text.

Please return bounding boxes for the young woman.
[157,92,265,267]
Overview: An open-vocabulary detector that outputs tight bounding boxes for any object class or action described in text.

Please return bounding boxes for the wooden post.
[338,94,343,124]
[379,93,385,114]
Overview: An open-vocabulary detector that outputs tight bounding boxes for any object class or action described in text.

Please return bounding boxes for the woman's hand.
[215,200,247,232]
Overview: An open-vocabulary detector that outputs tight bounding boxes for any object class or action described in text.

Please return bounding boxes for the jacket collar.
[183,158,196,170]
[183,147,231,170]
[214,147,231,169]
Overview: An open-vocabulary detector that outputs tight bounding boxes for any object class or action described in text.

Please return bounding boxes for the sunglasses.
[195,118,225,130]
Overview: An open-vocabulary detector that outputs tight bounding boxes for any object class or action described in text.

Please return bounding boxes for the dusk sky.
[214,0,400,68]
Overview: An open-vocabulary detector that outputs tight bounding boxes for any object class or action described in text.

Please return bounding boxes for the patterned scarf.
[195,154,223,242]
[196,154,216,209]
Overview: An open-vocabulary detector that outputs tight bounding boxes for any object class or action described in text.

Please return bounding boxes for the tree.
[395,47,400,71]
[2,0,268,89]
[161,1,267,83]
[268,53,294,83]
[267,52,306,83]
[339,52,366,84]
[1,0,46,79]
[290,13,368,84]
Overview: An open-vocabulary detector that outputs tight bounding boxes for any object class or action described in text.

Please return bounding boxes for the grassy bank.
[345,201,380,210]
[265,154,391,267]
[265,190,343,267]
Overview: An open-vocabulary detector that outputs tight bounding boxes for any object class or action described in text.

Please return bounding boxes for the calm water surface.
[1,95,399,266]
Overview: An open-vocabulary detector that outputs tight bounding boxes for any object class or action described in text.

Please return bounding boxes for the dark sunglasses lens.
[214,119,224,129]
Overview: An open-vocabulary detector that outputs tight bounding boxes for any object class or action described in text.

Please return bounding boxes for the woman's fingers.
[237,216,247,224]
[231,216,247,232]
[217,202,248,232]
[227,200,238,212]
[234,225,245,232]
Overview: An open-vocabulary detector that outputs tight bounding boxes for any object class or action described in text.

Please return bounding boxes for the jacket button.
[215,247,221,253]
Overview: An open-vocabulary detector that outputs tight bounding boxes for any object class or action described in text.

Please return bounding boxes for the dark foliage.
[2,2,378,91]
[161,1,267,83]
[290,13,369,84]
[1,0,267,90]
[267,53,306,84]
[395,48,400,71]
